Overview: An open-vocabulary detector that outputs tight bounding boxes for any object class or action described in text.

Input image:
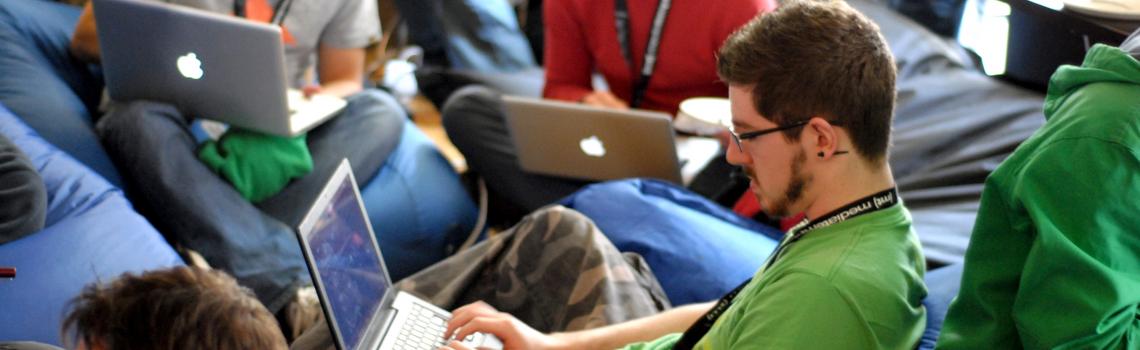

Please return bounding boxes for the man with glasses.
[317,1,926,349]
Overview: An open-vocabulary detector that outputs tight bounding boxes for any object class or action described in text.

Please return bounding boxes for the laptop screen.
[306,176,390,349]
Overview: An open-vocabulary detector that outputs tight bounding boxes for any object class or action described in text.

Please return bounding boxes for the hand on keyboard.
[445,332,503,350]
[301,84,321,99]
[442,301,567,350]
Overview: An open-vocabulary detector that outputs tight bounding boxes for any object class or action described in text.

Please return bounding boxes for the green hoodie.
[938,44,1140,349]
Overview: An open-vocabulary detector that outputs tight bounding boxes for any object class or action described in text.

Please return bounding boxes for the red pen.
[0,267,15,279]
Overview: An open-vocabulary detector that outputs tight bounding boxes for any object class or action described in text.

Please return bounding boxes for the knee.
[348,89,403,113]
[96,100,180,139]
[520,205,601,245]
[440,85,501,132]
[343,89,407,129]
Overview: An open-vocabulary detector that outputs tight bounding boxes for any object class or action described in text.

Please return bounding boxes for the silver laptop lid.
[501,95,683,183]
[93,0,294,135]
[297,160,394,350]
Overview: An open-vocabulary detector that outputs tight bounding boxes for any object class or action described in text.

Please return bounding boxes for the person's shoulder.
[789,214,922,291]
[791,210,915,274]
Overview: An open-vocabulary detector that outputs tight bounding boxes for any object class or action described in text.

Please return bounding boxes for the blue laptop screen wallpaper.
[308,179,389,349]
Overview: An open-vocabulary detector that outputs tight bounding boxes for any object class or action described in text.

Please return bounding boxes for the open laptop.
[92,0,346,137]
[296,160,502,350]
[503,96,720,184]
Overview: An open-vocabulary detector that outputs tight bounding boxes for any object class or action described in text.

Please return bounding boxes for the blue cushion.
[0,103,183,345]
[560,179,782,305]
[918,264,964,350]
[360,120,478,281]
[0,0,120,186]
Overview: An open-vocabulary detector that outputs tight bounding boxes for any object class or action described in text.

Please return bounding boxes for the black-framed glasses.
[728,119,844,153]
[728,120,810,152]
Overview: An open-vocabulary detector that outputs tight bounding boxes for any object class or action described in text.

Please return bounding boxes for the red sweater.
[542,0,776,115]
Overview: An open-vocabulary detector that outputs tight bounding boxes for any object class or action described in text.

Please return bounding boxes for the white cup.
[674,97,731,136]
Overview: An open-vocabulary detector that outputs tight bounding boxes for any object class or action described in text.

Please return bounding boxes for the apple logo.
[177,53,204,80]
[579,135,606,158]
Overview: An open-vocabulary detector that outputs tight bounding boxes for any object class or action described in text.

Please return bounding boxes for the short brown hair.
[62,267,287,350]
[717,0,896,164]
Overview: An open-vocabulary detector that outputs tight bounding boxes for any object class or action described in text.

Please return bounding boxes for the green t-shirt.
[623,203,927,350]
[937,45,1140,349]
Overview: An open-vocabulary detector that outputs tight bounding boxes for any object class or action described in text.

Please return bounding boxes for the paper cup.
[675,97,731,135]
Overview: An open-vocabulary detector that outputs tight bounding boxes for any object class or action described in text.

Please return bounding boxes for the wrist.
[546,332,581,350]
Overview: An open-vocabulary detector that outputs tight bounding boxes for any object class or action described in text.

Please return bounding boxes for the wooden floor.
[407,95,467,173]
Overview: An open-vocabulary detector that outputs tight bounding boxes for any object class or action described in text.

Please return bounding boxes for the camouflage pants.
[292,206,670,349]
[399,205,671,332]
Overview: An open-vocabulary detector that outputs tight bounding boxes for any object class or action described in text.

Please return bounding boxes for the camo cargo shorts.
[398,205,671,332]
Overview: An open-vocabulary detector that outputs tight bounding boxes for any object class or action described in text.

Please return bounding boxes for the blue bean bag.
[560,179,782,305]
[918,264,964,349]
[0,0,120,187]
[0,103,184,346]
[361,120,479,281]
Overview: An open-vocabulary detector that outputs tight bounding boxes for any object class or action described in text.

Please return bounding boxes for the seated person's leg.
[397,205,669,333]
[257,89,405,227]
[96,101,307,314]
[442,85,590,222]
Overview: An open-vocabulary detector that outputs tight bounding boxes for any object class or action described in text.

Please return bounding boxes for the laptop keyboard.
[285,89,347,134]
[394,303,450,350]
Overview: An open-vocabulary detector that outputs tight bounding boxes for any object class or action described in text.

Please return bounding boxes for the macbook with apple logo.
[92,0,345,137]
[501,95,687,184]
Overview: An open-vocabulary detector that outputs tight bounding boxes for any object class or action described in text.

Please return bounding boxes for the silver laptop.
[93,0,345,137]
[296,160,501,350]
[502,95,685,184]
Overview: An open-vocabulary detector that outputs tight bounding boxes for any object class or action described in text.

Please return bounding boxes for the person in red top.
[543,0,772,115]
[442,0,777,223]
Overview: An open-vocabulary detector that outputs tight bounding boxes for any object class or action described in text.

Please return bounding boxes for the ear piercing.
[818,151,850,158]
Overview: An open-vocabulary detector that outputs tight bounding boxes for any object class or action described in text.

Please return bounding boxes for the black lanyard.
[233,0,293,25]
[671,187,901,350]
[614,0,671,108]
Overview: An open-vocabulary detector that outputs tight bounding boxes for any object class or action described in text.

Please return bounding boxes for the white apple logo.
[579,135,606,157]
[176,53,204,80]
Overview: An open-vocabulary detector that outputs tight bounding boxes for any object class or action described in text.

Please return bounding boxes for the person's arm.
[579,91,629,110]
[311,45,366,98]
[540,0,595,105]
[306,0,379,98]
[441,301,714,350]
[70,3,101,63]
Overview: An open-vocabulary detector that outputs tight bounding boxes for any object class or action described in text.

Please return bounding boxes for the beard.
[749,149,811,218]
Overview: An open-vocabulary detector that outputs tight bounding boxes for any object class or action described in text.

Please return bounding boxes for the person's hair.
[62,266,287,350]
[717,0,896,164]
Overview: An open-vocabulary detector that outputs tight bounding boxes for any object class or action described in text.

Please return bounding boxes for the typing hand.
[441,301,567,350]
[301,84,322,99]
[581,90,630,110]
